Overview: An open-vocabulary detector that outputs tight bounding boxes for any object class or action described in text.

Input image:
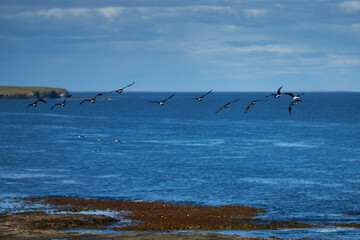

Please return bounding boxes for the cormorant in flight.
[192,89,213,101]
[284,92,304,100]
[80,93,102,105]
[26,98,47,112]
[107,81,135,94]
[266,86,283,98]
[288,99,302,116]
[215,98,240,114]
[245,99,268,114]
[50,95,72,110]
[146,93,175,105]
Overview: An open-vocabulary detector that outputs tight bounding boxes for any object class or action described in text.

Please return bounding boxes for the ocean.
[0,92,359,239]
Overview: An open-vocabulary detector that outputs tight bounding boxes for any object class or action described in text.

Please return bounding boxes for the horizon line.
[69,90,358,93]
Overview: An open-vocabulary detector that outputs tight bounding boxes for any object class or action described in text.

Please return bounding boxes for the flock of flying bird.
[26,82,304,115]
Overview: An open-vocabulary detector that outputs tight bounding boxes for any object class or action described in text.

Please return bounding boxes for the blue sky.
[0,0,359,91]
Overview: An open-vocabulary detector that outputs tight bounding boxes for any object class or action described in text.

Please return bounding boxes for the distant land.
[0,86,69,99]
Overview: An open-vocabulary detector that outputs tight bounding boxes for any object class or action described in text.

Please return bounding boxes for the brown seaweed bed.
[22,197,316,231]
[0,197,359,239]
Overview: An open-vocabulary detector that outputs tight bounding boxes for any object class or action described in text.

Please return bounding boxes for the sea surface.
[0,92,359,239]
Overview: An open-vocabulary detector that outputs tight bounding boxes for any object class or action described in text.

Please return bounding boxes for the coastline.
[0,197,322,240]
[0,86,69,99]
[1,197,359,239]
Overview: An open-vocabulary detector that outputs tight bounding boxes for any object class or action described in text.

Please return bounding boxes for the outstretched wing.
[288,107,292,116]
[26,103,33,108]
[66,95,72,99]
[245,105,251,114]
[200,89,213,98]
[285,93,295,98]
[51,103,61,110]
[146,100,161,104]
[37,98,47,103]
[163,93,175,102]
[289,99,302,107]
[265,94,275,98]
[229,98,240,104]
[123,81,135,89]
[277,86,283,95]
[80,99,90,105]
[215,106,224,114]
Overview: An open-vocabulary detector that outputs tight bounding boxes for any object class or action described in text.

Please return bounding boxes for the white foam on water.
[15,149,46,153]
[239,177,342,188]
[60,180,79,184]
[97,175,118,179]
[39,113,108,119]
[27,168,69,172]
[0,173,65,179]
[140,139,224,146]
[273,141,318,148]
[341,158,359,162]
[347,179,360,183]
[311,227,356,233]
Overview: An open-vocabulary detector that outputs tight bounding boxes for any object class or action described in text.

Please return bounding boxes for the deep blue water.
[1,92,360,239]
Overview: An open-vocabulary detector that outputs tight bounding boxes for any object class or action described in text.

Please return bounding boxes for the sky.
[0,0,359,92]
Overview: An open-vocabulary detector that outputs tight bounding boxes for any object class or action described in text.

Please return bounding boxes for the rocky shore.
[1,197,359,239]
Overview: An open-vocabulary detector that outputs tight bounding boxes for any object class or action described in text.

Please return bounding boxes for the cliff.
[0,86,69,99]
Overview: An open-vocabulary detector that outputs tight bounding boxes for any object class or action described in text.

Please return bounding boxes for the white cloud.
[189,44,294,56]
[233,45,293,54]
[339,1,360,12]
[327,54,360,67]
[6,8,91,20]
[98,7,127,20]
[243,9,267,17]
[4,5,235,21]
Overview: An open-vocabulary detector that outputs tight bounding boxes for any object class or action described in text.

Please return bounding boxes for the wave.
[140,139,224,146]
[273,141,318,148]
[239,177,342,188]
[0,173,66,179]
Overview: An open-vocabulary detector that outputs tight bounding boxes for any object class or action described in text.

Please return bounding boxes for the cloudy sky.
[0,0,359,91]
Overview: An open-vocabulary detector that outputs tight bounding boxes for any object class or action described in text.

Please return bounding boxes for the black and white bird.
[107,81,135,94]
[284,92,304,100]
[288,99,302,116]
[266,86,283,98]
[215,98,240,114]
[146,93,175,105]
[192,89,212,101]
[26,98,47,111]
[245,99,268,114]
[50,95,72,110]
[114,139,123,144]
[80,93,102,105]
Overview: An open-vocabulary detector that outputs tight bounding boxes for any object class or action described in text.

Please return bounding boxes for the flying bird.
[245,99,268,114]
[266,86,283,98]
[146,93,175,105]
[50,95,72,110]
[284,92,304,100]
[26,98,47,111]
[192,89,213,101]
[80,93,102,105]
[107,81,135,94]
[288,99,302,116]
[114,139,123,144]
[215,98,240,114]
